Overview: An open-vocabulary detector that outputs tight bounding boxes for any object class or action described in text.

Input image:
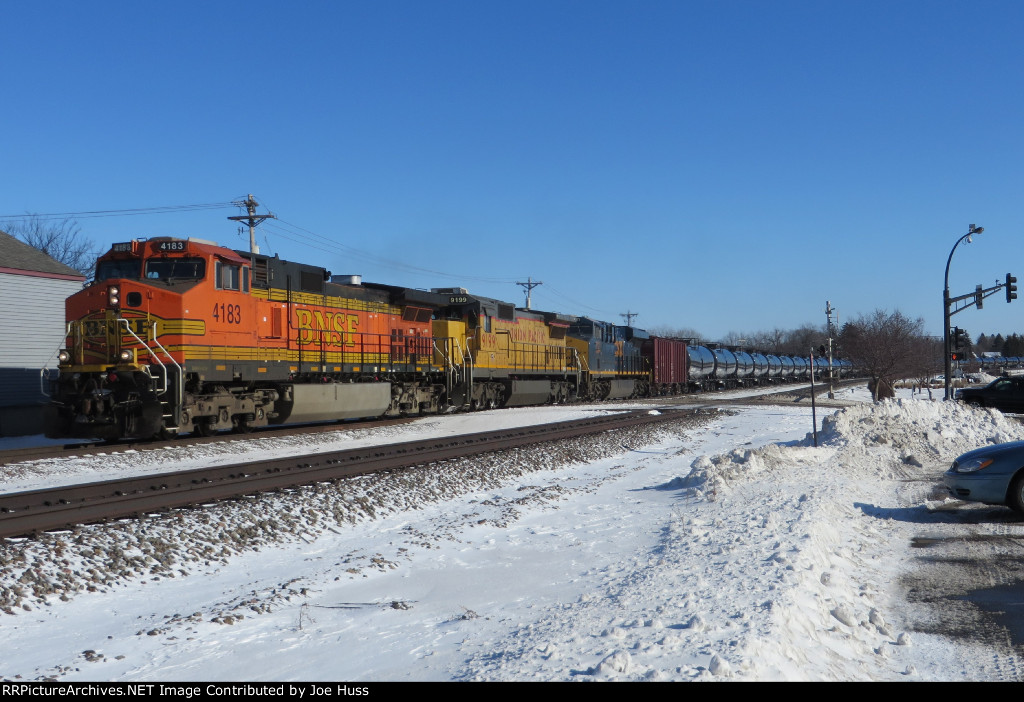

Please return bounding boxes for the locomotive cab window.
[95,259,142,281]
[215,261,250,292]
[144,257,206,282]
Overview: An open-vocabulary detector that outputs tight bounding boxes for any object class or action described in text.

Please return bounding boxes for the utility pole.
[516,277,543,309]
[228,194,276,254]
[620,310,639,327]
[826,300,836,399]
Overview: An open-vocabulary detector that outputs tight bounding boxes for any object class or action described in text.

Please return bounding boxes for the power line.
[0,202,238,220]
[264,218,520,285]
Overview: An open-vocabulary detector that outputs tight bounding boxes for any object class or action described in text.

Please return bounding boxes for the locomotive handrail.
[118,319,183,416]
[494,329,570,373]
[433,337,463,398]
[568,347,583,389]
[117,318,168,395]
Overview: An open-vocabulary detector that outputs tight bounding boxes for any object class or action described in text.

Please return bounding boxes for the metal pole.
[809,347,818,447]
[826,300,835,400]
[944,225,983,400]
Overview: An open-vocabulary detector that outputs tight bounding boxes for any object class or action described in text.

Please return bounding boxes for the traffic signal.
[952,327,969,352]
[976,284,984,310]
[1007,273,1018,303]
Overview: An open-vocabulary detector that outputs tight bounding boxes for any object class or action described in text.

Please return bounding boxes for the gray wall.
[0,271,81,435]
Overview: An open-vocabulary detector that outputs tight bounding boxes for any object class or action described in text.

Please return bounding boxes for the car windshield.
[144,258,206,281]
[95,259,142,281]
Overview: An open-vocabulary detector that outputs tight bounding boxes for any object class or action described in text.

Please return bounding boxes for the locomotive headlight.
[107,285,120,307]
[57,350,71,363]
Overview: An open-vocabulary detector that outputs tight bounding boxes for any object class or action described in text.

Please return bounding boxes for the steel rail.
[0,409,698,539]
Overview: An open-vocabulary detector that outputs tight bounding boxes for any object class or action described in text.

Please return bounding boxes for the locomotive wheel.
[193,420,215,437]
[156,427,178,441]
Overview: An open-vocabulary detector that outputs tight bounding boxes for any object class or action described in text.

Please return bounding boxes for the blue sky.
[2,0,1022,342]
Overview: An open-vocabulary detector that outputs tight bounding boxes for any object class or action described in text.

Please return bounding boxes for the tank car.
[750,352,770,383]
[711,348,738,387]
[733,350,754,385]
[686,345,716,390]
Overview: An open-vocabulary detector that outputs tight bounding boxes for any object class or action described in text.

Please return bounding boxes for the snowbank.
[2,398,1022,681]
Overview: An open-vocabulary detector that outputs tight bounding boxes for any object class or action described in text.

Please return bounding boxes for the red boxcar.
[642,337,688,394]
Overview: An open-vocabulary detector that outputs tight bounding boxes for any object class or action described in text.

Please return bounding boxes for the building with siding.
[0,230,86,436]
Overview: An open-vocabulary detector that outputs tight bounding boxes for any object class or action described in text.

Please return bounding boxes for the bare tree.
[647,325,705,342]
[5,214,97,278]
[838,309,933,401]
[779,324,828,356]
[747,328,787,354]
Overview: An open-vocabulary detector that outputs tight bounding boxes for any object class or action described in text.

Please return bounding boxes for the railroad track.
[0,415,419,467]
[0,408,704,540]
[0,380,865,467]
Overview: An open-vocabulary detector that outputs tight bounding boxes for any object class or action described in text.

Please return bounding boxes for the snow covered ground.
[3,385,1024,682]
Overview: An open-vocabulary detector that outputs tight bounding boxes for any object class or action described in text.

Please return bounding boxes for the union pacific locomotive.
[43,236,848,441]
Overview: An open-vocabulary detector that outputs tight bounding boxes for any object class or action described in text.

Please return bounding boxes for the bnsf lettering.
[294,309,360,346]
[82,318,151,337]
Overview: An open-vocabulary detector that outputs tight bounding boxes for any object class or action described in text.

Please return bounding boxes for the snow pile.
[636,398,1024,681]
[680,443,792,500]
[819,398,1024,465]
[1,396,1020,681]
[0,415,706,616]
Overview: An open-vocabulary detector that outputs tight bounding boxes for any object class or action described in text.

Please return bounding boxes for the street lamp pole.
[944,224,984,400]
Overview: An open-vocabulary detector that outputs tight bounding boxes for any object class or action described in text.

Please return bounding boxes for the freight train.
[42,236,850,441]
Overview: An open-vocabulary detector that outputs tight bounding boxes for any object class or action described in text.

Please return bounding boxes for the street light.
[944,224,984,400]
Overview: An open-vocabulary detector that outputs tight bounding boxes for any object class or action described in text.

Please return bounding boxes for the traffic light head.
[952,327,969,352]
[1008,273,1018,303]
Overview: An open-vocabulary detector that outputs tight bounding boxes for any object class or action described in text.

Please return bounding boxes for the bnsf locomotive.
[43,236,848,441]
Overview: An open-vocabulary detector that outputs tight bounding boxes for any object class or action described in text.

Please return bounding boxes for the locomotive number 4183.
[213,303,242,324]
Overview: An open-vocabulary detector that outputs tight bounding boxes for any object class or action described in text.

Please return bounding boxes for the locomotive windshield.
[95,259,142,281]
[144,257,206,281]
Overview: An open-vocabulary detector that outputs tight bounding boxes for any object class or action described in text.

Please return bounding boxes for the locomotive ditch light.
[118,349,135,363]
[57,350,70,364]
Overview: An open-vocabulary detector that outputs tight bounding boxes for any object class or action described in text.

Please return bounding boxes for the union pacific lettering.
[294,309,361,347]
[509,324,555,345]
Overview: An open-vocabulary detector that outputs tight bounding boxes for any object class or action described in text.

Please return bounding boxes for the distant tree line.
[975,333,1024,357]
